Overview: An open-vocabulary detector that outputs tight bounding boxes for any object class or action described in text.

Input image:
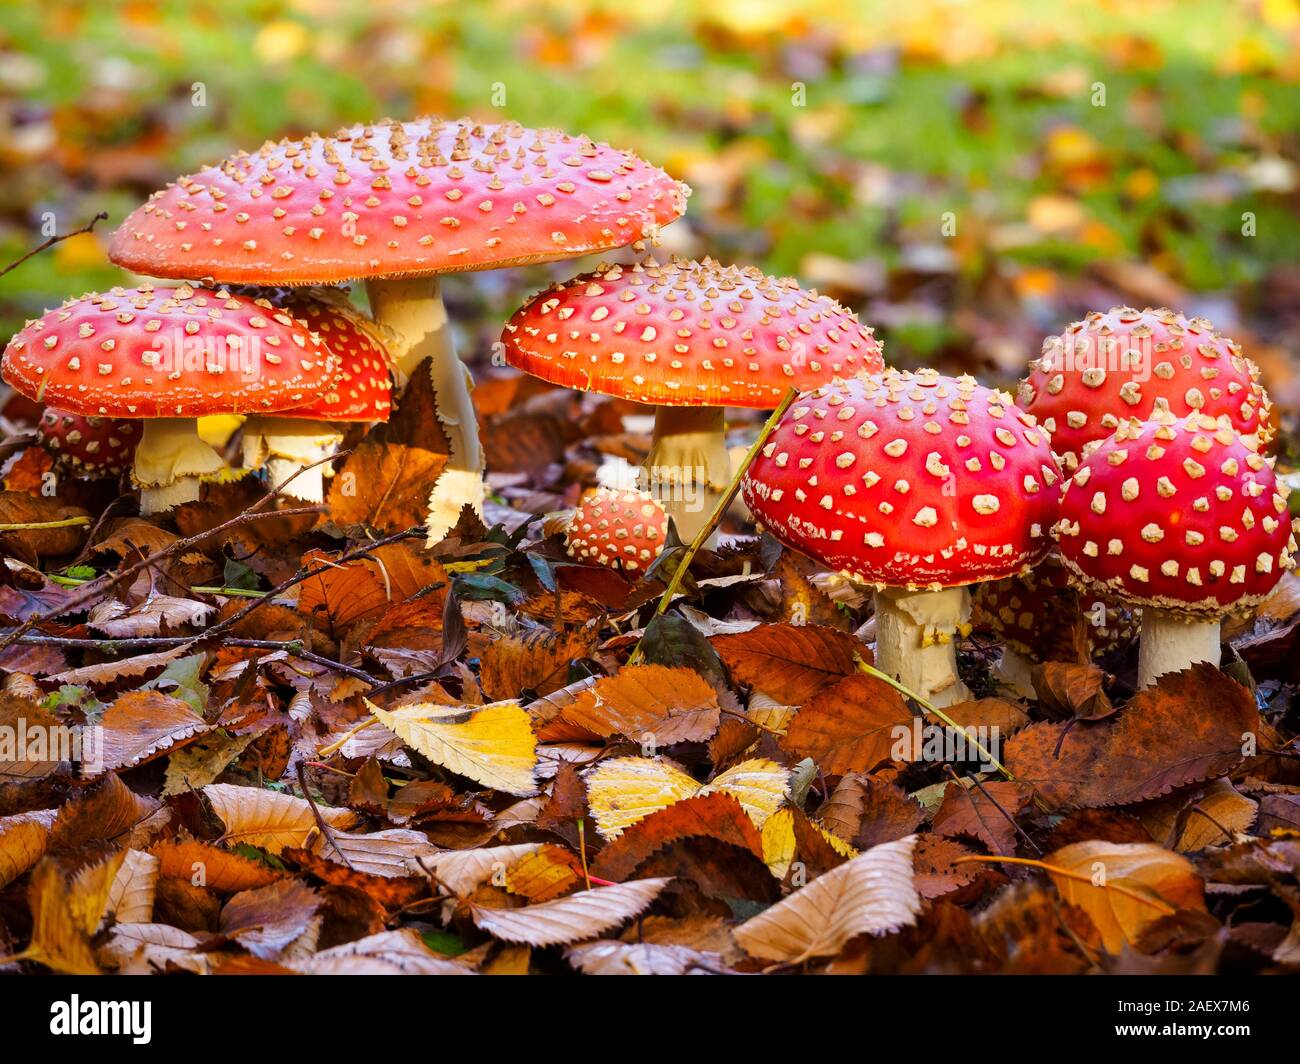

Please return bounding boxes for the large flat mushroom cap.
[1019,306,1271,470]
[108,117,689,285]
[741,369,1061,589]
[233,288,393,422]
[501,257,884,407]
[2,285,333,418]
[1054,412,1297,616]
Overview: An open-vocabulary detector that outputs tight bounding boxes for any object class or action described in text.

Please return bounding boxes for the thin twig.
[0,211,108,279]
[630,387,797,663]
[296,762,354,870]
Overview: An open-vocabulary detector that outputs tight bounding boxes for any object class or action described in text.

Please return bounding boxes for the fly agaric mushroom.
[565,488,667,572]
[2,284,334,514]
[502,258,884,541]
[742,369,1061,707]
[37,408,138,478]
[108,117,689,540]
[1054,411,1296,688]
[236,287,393,502]
[971,554,1137,697]
[1019,306,1271,471]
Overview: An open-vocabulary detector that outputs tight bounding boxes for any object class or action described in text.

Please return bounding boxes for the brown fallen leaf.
[290,929,470,975]
[711,623,868,704]
[779,673,912,776]
[297,542,449,639]
[480,623,601,701]
[0,491,90,557]
[504,843,585,903]
[325,355,451,533]
[151,839,284,892]
[0,808,56,888]
[23,851,125,974]
[1004,665,1259,809]
[89,689,210,777]
[220,879,322,960]
[817,774,925,850]
[102,848,159,926]
[733,836,921,963]
[1138,779,1258,852]
[932,780,1035,856]
[566,939,727,975]
[541,664,721,745]
[1031,661,1114,720]
[1044,841,1207,954]
[204,783,360,854]
[468,877,672,947]
[592,792,765,882]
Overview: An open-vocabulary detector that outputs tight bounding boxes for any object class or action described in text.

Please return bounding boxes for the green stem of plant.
[630,387,797,665]
[854,653,1048,811]
[45,573,266,598]
[0,516,91,531]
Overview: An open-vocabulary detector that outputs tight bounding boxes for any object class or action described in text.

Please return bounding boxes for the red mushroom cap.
[1054,412,1297,615]
[36,408,138,477]
[741,369,1061,590]
[108,118,689,285]
[501,258,884,407]
[1019,306,1271,470]
[565,488,667,572]
[2,284,334,418]
[233,288,393,422]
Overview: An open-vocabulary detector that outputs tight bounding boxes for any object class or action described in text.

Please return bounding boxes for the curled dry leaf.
[24,851,126,974]
[99,923,210,976]
[479,623,601,701]
[220,879,322,960]
[367,698,538,796]
[1137,778,1258,852]
[1005,665,1259,809]
[102,848,159,926]
[817,774,925,850]
[710,623,868,704]
[468,876,672,947]
[733,836,922,963]
[0,809,57,888]
[1044,840,1207,955]
[204,783,360,855]
[1030,662,1113,720]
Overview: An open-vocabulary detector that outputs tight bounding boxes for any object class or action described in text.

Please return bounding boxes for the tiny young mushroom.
[1,284,334,515]
[1054,411,1297,688]
[501,257,884,541]
[36,408,138,479]
[742,369,1061,707]
[971,554,1138,698]
[564,488,667,573]
[1019,306,1272,472]
[236,288,394,501]
[108,116,689,541]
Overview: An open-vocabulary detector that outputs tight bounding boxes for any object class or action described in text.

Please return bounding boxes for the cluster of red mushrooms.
[2,116,1296,703]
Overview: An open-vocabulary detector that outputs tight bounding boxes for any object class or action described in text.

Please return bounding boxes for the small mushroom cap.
[742,369,1061,589]
[36,408,138,477]
[501,257,884,407]
[565,488,667,572]
[971,552,1137,661]
[108,117,689,285]
[2,285,334,418]
[232,288,393,422]
[1054,412,1297,616]
[1019,306,1272,470]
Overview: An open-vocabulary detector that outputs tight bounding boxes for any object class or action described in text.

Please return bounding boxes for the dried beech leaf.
[546,664,720,744]
[91,690,210,776]
[779,674,912,776]
[469,877,671,946]
[204,783,360,855]
[733,836,921,962]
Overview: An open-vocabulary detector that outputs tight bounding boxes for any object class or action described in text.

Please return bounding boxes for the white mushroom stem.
[873,585,973,708]
[365,276,484,543]
[644,406,731,543]
[993,646,1037,700]
[133,418,225,516]
[1137,608,1221,689]
[242,416,344,503]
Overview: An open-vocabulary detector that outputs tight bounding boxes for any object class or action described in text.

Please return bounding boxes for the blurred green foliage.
[0,0,1297,367]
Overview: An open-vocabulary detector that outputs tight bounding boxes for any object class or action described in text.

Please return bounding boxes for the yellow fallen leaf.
[761,805,857,880]
[699,759,790,829]
[367,699,537,796]
[25,851,126,974]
